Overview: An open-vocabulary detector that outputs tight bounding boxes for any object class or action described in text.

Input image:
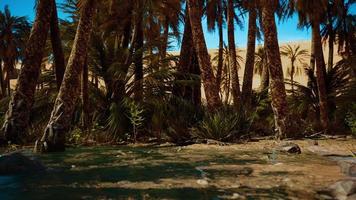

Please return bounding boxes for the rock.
[338,160,356,177]
[195,139,229,146]
[276,142,301,154]
[347,194,356,200]
[218,193,245,200]
[0,152,46,175]
[307,146,350,157]
[236,167,254,176]
[197,179,209,186]
[329,180,356,200]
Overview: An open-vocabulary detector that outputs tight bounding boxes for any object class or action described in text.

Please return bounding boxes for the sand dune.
[10,40,342,93]
[205,40,342,89]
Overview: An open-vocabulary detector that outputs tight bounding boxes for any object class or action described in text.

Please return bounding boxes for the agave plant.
[191,106,253,142]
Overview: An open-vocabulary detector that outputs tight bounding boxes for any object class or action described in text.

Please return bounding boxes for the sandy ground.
[1,138,355,199]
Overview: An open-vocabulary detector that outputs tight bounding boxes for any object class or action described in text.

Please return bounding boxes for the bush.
[346,103,356,136]
[191,106,253,142]
[143,96,202,144]
[164,97,203,144]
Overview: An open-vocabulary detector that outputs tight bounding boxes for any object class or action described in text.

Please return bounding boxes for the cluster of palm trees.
[0,0,355,152]
[0,6,30,99]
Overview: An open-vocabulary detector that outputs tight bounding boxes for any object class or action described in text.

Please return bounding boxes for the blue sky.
[1,0,354,50]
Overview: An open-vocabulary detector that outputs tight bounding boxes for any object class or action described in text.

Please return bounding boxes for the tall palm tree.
[35,0,97,152]
[1,0,54,145]
[187,0,222,110]
[81,57,89,131]
[50,1,66,90]
[241,0,258,107]
[213,45,244,104]
[156,0,181,60]
[133,0,144,101]
[206,0,225,89]
[254,46,269,92]
[332,0,356,58]
[0,6,30,97]
[173,5,201,106]
[291,0,330,131]
[227,0,242,107]
[281,44,308,94]
[260,0,291,139]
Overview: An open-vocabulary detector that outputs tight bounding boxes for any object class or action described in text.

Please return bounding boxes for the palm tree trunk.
[187,0,221,110]
[215,0,224,90]
[134,1,144,101]
[35,0,96,152]
[227,0,241,107]
[1,0,53,145]
[327,34,334,71]
[241,8,257,107]
[6,72,10,96]
[259,62,270,92]
[50,0,66,90]
[312,22,329,131]
[3,61,12,96]
[81,57,90,131]
[160,17,169,60]
[261,2,290,139]
[310,35,316,71]
[291,62,295,94]
[0,61,4,98]
[173,6,201,106]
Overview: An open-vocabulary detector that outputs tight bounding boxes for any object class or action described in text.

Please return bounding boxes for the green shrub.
[346,103,356,136]
[164,97,203,144]
[191,106,253,142]
[125,99,145,142]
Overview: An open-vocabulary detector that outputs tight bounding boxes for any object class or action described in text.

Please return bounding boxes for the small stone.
[338,161,356,177]
[308,146,350,157]
[283,178,291,182]
[317,194,333,200]
[218,193,245,200]
[197,179,209,185]
[276,142,301,154]
[346,194,356,200]
[237,167,254,176]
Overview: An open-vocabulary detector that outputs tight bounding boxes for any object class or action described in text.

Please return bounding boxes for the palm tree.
[241,0,258,107]
[1,0,54,145]
[128,0,182,101]
[213,45,244,104]
[133,0,144,101]
[254,46,269,92]
[332,0,356,58]
[206,0,225,89]
[156,0,181,60]
[291,0,330,131]
[173,5,201,106]
[281,44,308,94]
[187,0,222,110]
[35,0,97,152]
[50,1,66,89]
[260,0,291,139]
[81,57,89,131]
[227,0,242,107]
[0,6,30,97]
